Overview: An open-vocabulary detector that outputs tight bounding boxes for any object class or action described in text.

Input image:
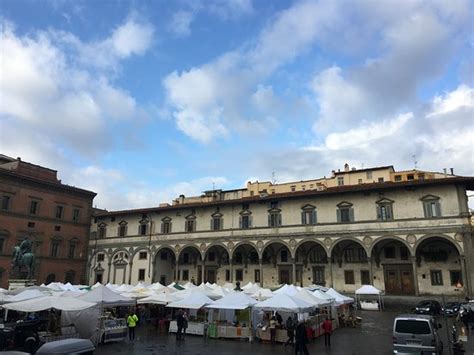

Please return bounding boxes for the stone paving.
[94,310,474,355]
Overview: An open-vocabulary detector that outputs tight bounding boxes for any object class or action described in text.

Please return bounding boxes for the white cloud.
[428,85,474,117]
[169,11,194,37]
[110,19,154,57]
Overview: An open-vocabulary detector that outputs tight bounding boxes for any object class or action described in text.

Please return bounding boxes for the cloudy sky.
[1,0,473,210]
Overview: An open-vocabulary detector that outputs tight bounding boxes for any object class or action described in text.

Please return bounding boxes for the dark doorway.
[383,264,414,295]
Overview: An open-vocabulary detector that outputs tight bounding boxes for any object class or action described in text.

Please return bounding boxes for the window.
[65,271,75,284]
[138,269,146,281]
[139,223,148,235]
[270,201,278,209]
[182,270,189,281]
[313,267,325,285]
[212,217,221,230]
[430,270,443,286]
[97,253,105,262]
[280,250,288,262]
[29,200,39,215]
[418,173,425,181]
[95,273,103,283]
[51,242,60,257]
[450,271,462,286]
[377,200,394,221]
[422,197,441,218]
[268,212,282,227]
[1,195,11,210]
[337,177,344,186]
[72,208,80,221]
[344,247,367,263]
[68,243,76,259]
[361,270,370,285]
[344,270,355,284]
[301,206,317,225]
[366,171,373,179]
[185,219,195,232]
[291,186,296,192]
[55,205,64,219]
[236,269,243,281]
[384,246,395,259]
[378,177,384,183]
[407,174,414,180]
[0,238,4,253]
[118,222,127,237]
[309,249,327,263]
[28,222,35,228]
[225,269,230,281]
[239,215,252,229]
[394,175,402,181]
[55,225,61,231]
[161,219,172,234]
[302,185,306,191]
[358,179,363,184]
[98,224,107,238]
[139,251,147,260]
[400,247,409,260]
[254,269,260,283]
[337,202,354,223]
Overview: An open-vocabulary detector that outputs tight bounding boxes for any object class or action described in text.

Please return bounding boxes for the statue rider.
[20,237,33,255]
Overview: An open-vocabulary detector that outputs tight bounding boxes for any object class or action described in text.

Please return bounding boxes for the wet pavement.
[95,311,474,355]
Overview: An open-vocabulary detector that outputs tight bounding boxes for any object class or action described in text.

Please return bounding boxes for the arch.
[45,273,56,284]
[261,241,292,264]
[178,244,202,259]
[131,246,152,259]
[111,248,131,260]
[204,243,230,261]
[230,241,258,259]
[369,235,414,257]
[153,245,177,260]
[294,238,328,256]
[328,237,369,257]
[261,240,292,258]
[295,240,328,263]
[414,234,463,256]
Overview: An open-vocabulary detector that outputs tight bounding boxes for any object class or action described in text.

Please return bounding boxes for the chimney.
[344,163,350,172]
[331,170,335,177]
[17,157,21,161]
[443,168,447,177]
[351,167,356,171]
[450,168,454,175]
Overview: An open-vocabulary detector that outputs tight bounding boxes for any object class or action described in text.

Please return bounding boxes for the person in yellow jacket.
[127,311,139,342]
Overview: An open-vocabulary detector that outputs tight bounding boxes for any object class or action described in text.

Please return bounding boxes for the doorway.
[383,264,414,295]
[279,268,291,284]
[206,268,216,283]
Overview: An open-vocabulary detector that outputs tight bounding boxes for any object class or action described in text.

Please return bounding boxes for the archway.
[231,243,259,285]
[112,251,129,284]
[178,245,202,284]
[295,241,328,287]
[371,238,414,295]
[262,242,292,285]
[204,244,229,284]
[153,247,176,286]
[330,239,369,292]
[415,236,462,295]
[45,273,56,284]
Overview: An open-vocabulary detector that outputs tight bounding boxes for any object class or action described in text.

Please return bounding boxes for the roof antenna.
[412,154,418,169]
[212,182,215,191]
[271,172,276,185]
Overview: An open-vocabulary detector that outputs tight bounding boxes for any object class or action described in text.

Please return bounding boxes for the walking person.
[127,310,139,342]
[269,315,277,344]
[295,321,309,355]
[322,317,332,347]
[176,309,185,340]
[285,316,295,347]
[182,311,189,339]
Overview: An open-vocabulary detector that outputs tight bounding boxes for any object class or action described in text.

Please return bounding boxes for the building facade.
[88,165,474,297]
[0,155,96,288]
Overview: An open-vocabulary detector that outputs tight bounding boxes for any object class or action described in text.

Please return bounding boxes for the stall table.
[168,321,204,335]
[100,318,127,343]
[256,328,288,343]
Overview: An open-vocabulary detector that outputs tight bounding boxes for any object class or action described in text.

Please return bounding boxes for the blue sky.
[1,0,473,210]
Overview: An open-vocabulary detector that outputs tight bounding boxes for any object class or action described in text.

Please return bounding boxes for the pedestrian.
[285,316,295,347]
[295,321,309,355]
[276,312,283,326]
[182,311,189,339]
[269,315,277,344]
[127,310,139,342]
[322,317,332,347]
[176,309,185,340]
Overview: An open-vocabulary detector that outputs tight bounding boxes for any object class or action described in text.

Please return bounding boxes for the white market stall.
[355,285,383,311]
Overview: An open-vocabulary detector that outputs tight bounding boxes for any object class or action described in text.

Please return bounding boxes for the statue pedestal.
[8,279,36,291]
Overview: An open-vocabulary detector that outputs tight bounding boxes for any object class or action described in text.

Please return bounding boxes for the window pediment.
[51,235,63,242]
[420,194,440,201]
[185,213,196,220]
[98,222,107,227]
[161,216,172,222]
[69,237,79,244]
[118,220,128,226]
[267,208,281,213]
[139,218,149,225]
[211,211,223,218]
[376,198,394,204]
[301,204,316,210]
[239,209,252,216]
[337,201,353,207]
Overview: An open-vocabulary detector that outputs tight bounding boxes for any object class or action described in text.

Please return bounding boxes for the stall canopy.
[325,288,354,305]
[251,288,273,301]
[166,290,213,309]
[253,293,314,313]
[137,292,180,305]
[272,284,300,296]
[355,285,382,295]
[3,289,47,303]
[294,289,331,307]
[3,296,96,312]
[206,291,258,310]
[77,285,135,307]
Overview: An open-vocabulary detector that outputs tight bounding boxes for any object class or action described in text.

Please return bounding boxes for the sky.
[0,0,473,210]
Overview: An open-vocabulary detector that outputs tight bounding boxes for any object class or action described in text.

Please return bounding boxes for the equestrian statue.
[11,237,35,280]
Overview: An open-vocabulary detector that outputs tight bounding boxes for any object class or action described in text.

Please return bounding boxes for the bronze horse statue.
[11,246,35,280]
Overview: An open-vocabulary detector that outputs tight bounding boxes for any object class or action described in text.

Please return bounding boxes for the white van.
[393,314,443,354]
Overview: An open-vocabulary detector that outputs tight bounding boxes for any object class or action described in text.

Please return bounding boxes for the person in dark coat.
[285,316,295,346]
[295,321,309,355]
[176,309,185,340]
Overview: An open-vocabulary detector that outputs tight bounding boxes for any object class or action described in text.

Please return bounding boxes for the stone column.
[368,257,374,285]
[411,256,419,296]
[230,261,234,283]
[459,256,469,297]
[175,259,179,281]
[292,258,296,285]
[128,262,133,284]
[201,261,206,284]
[259,260,264,287]
[328,257,333,288]
[107,262,111,284]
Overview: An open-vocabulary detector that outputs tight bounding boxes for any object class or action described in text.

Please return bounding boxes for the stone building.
[0,155,96,288]
[88,165,474,297]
